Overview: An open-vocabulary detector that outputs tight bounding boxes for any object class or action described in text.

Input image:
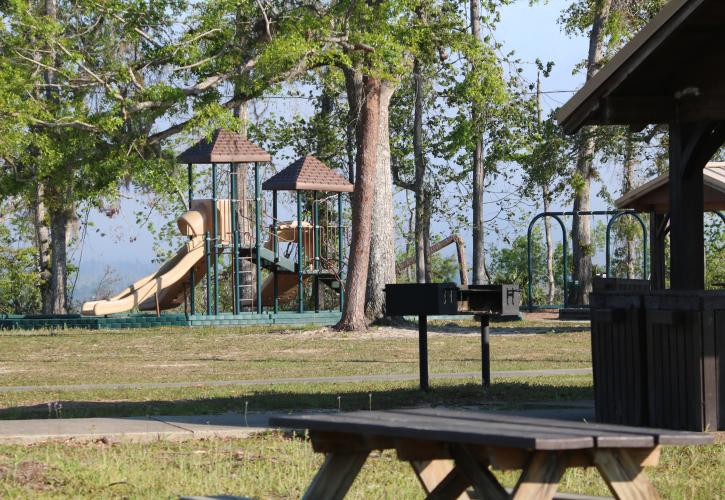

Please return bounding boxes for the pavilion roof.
[556,0,725,133]
[262,156,354,192]
[615,163,725,212]
[177,129,271,164]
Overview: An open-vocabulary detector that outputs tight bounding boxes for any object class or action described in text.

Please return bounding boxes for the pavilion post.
[313,191,320,313]
[338,193,344,312]
[650,211,667,290]
[668,123,705,290]
[188,163,195,315]
[231,163,239,315]
[273,190,279,314]
[297,191,304,313]
[211,162,219,314]
[255,162,262,314]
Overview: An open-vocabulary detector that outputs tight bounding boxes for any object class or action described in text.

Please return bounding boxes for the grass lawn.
[0,322,590,387]
[0,321,592,419]
[0,432,722,499]
[0,375,594,419]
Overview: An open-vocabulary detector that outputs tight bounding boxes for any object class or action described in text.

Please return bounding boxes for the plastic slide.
[82,237,206,316]
[258,273,299,306]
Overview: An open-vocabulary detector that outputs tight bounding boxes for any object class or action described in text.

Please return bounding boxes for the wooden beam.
[593,449,661,500]
[448,444,508,500]
[667,121,725,289]
[649,211,666,290]
[302,452,369,500]
[411,460,471,500]
[511,451,567,500]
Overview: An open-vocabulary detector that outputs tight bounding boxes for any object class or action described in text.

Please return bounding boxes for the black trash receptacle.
[590,289,648,426]
[644,291,724,431]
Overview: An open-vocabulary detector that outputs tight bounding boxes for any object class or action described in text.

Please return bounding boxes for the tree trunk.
[33,185,52,313]
[365,80,397,321]
[413,58,429,283]
[470,0,488,285]
[543,186,556,304]
[336,75,381,331]
[623,135,637,279]
[571,0,612,305]
[48,207,70,313]
[344,69,364,184]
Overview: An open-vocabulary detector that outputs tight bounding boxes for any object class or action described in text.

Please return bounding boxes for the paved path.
[0,403,595,445]
[0,368,592,394]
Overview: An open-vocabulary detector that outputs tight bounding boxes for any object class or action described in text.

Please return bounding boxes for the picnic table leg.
[411,460,471,500]
[510,451,567,500]
[593,449,661,500]
[448,443,508,500]
[302,451,369,500]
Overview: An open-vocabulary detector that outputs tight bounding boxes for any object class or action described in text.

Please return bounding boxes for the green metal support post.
[211,163,219,315]
[313,191,320,313]
[273,190,279,314]
[297,191,304,313]
[188,163,195,315]
[254,163,262,314]
[337,193,344,312]
[230,163,239,315]
[205,231,211,315]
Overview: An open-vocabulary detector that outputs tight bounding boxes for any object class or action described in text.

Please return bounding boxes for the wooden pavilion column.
[649,211,667,290]
[668,121,725,290]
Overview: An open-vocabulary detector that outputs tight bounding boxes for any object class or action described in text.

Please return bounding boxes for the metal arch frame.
[605,211,649,279]
[715,211,725,225]
[526,210,649,311]
[527,212,568,311]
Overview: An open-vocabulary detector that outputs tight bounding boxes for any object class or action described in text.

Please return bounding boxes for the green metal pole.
[211,162,219,315]
[273,190,279,314]
[188,163,195,316]
[297,191,304,313]
[230,164,239,315]
[313,191,319,313]
[337,193,344,312]
[205,232,211,315]
[254,163,262,314]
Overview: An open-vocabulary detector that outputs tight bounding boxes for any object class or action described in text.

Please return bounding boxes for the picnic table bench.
[270,408,713,500]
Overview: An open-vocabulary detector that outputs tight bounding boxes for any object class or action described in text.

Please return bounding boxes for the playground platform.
[0,311,342,330]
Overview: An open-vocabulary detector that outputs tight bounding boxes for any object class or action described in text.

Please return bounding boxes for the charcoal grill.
[384,283,520,390]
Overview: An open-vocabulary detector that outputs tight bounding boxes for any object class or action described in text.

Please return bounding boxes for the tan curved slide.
[259,273,299,306]
[82,237,206,316]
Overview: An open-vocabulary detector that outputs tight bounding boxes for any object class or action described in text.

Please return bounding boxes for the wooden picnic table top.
[270,408,713,451]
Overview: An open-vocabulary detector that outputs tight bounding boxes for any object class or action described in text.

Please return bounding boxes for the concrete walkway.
[0,403,595,445]
[0,368,592,394]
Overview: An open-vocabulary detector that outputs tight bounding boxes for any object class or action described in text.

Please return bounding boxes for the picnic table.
[271,408,713,500]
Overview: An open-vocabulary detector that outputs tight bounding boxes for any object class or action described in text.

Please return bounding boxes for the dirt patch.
[0,461,53,490]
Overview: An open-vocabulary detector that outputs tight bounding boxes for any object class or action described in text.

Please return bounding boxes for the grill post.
[418,314,429,391]
[479,314,491,387]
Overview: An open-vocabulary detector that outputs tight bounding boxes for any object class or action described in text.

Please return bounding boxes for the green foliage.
[0,224,40,314]
[705,213,725,289]
[489,227,547,306]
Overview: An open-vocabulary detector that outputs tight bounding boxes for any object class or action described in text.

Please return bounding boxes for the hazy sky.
[76,0,605,292]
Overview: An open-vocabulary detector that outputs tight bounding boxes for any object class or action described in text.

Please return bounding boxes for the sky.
[74,0,613,298]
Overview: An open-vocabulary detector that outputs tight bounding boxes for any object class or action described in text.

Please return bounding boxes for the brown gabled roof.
[262,156,354,192]
[177,129,271,163]
[556,0,725,133]
[615,163,725,212]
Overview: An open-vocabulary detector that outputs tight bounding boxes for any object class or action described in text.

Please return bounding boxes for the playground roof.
[615,163,725,212]
[555,0,725,133]
[262,156,354,192]
[177,129,271,163]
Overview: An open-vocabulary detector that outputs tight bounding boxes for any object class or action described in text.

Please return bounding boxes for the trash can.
[590,288,648,426]
[644,291,724,431]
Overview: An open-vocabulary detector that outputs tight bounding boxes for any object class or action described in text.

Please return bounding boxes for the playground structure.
[1,130,351,329]
[85,130,351,320]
